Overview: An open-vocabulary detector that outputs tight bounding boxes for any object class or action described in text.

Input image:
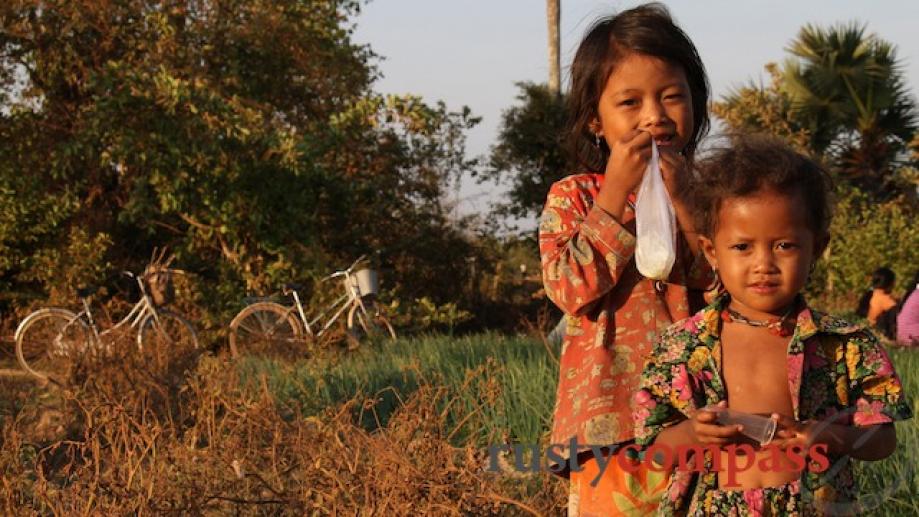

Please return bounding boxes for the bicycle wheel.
[347,303,396,346]
[15,308,90,382]
[228,302,302,358]
[138,311,199,351]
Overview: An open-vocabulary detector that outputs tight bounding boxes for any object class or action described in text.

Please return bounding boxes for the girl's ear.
[588,118,601,136]
[699,235,717,270]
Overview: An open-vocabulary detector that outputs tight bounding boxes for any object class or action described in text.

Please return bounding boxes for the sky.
[352,1,919,228]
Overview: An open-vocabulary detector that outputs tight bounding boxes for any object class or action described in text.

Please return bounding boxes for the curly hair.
[565,2,710,172]
[688,134,834,239]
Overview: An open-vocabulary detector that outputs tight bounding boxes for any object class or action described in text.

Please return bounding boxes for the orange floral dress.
[539,173,710,515]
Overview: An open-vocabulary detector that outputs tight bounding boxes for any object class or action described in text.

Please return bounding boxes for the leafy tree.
[479,82,571,224]
[783,23,917,196]
[0,1,479,321]
[712,64,813,155]
[809,185,919,304]
[716,23,917,199]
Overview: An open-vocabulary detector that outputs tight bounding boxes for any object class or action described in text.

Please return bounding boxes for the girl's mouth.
[654,134,674,146]
[749,283,779,295]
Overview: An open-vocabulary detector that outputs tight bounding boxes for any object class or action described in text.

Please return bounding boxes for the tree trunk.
[547,0,560,95]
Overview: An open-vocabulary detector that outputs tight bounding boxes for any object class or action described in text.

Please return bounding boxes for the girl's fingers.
[658,148,685,173]
[695,410,719,423]
[771,413,801,432]
[695,402,726,422]
[694,422,742,439]
[614,131,653,159]
[698,436,734,445]
[769,437,804,450]
[660,147,686,171]
[620,128,653,148]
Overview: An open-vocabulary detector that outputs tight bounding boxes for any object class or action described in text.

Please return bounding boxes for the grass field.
[236,333,559,445]
[0,330,914,514]
[239,333,919,515]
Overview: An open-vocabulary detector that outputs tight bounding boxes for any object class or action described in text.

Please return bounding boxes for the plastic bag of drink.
[634,140,677,280]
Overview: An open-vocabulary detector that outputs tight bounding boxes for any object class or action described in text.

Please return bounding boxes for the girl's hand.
[657,146,687,200]
[595,129,653,219]
[689,401,745,445]
[602,128,654,193]
[769,413,817,450]
[599,129,651,205]
[657,144,701,252]
[772,414,897,460]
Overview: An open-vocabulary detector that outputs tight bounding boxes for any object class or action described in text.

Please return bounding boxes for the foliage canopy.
[0,0,480,322]
[479,82,571,225]
[715,23,918,200]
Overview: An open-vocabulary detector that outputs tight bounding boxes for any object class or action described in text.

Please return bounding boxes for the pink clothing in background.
[897,290,919,345]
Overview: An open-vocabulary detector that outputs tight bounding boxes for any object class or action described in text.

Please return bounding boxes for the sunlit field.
[0,330,914,514]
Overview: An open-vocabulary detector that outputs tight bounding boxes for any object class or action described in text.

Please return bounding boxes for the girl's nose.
[641,102,669,128]
[641,112,669,129]
[752,249,778,273]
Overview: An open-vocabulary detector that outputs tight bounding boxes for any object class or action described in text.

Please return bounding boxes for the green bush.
[809,186,919,307]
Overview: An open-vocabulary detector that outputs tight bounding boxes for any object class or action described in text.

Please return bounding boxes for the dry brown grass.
[0,332,566,515]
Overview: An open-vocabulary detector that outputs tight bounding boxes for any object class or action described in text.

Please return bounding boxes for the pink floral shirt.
[634,294,913,514]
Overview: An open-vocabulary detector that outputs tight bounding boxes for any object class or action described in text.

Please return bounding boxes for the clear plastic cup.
[709,407,777,445]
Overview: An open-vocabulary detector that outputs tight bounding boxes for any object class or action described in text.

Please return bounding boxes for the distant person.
[538,4,712,514]
[896,271,919,346]
[635,135,912,515]
[856,267,898,339]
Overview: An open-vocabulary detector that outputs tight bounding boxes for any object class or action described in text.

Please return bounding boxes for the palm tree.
[782,23,917,194]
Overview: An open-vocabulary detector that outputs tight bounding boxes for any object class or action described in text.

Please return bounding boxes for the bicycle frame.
[286,257,371,338]
[228,254,393,358]
[69,273,160,346]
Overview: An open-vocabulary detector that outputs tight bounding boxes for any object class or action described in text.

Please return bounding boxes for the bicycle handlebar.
[284,254,376,293]
[125,268,185,279]
[319,271,345,283]
[347,254,368,273]
[319,255,368,283]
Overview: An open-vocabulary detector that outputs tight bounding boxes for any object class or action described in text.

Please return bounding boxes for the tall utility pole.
[547,0,560,95]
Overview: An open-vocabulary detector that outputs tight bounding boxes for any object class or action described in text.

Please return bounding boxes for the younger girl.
[634,135,912,515]
[538,3,711,514]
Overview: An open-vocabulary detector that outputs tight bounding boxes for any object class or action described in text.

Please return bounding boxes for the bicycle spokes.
[228,302,300,358]
[15,309,91,383]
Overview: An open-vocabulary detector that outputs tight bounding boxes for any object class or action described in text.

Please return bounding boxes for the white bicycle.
[228,255,396,357]
[14,264,197,384]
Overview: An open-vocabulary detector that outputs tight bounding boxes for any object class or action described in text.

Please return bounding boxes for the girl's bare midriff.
[717,322,802,489]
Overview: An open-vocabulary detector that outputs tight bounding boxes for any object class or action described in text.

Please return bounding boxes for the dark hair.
[870,267,896,291]
[856,267,898,318]
[566,3,710,172]
[688,134,834,239]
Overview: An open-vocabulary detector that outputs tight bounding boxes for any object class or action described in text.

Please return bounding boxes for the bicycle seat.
[76,286,99,298]
[283,282,304,293]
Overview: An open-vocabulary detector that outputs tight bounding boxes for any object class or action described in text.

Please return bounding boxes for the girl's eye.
[664,93,684,101]
[729,243,749,251]
[777,242,798,250]
[618,98,638,107]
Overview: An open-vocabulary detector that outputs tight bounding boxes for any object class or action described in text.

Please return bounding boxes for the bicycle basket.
[145,269,175,306]
[352,269,379,298]
[143,248,178,306]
